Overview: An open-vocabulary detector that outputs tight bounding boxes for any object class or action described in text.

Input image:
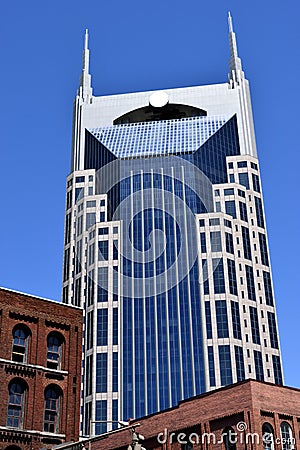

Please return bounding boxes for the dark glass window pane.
[225,201,236,219]
[210,231,222,252]
[215,300,229,338]
[95,400,107,435]
[87,270,95,306]
[98,241,109,260]
[96,353,108,392]
[272,355,283,384]
[208,347,216,387]
[252,173,261,192]
[86,312,94,351]
[202,259,209,295]
[113,308,118,345]
[86,213,96,230]
[254,197,265,228]
[205,302,212,339]
[234,346,245,381]
[112,399,118,429]
[238,172,249,189]
[209,218,220,226]
[259,233,269,266]
[98,228,109,235]
[263,271,274,306]
[113,240,119,260]
[85,355,93,396]
[227,259,238,295]
[225,233,234,254]
[112,352,118,392]
[213,258,225,294]
[245,265,256,301]
[242,226,252,260]
[75,187,84,202]
[64,213,71,245]
[200,233,207,253]
[249,306,261,344]
[231,301,242,339]
[239,202,248,222]
[268,312,279,349]
[218,345,232,385]
[97,267,108,302]
[254,350,264,381]
[97,309,108,346]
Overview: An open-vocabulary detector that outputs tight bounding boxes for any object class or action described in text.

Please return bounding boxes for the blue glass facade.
[63,105,282,431]
[83,115,244,419]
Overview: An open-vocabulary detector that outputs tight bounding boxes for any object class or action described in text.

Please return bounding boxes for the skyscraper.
[62,14,283,436]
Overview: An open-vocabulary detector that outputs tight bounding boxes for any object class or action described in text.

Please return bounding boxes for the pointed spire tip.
[228,11,233,33]
[84,28,89,50]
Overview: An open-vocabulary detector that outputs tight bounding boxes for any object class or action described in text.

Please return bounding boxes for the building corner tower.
[62,13,283,437]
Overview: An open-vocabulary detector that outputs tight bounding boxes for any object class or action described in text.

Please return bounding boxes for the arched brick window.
[43,385,62,433]
[47,332,64,370]
[12,325,30,363]
[6,379,27,429]
[280,422,294,450]
[262,422,274,450]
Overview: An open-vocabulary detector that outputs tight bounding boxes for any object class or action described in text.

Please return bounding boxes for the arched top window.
[43,385,62,434]
[262,422,274,450]
[223,427,236,450]
[12,325,30,363]
[47,332,64,370]
[6,379,27,429]
[280,422,294,450]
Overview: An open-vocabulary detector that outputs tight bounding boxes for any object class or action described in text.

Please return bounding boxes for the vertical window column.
[218,345,232,386]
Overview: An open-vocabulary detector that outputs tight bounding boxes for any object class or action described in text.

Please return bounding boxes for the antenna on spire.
[228,11,233,33]
[78,28,93,102]
[84,28,89,50]
[227,12,244,86]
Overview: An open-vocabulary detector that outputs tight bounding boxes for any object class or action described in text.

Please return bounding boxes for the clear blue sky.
[0,0,299,388]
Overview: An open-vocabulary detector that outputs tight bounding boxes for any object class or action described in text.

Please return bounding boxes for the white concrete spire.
[228,11,244,84]
[78,28,93,102]
[228,11,233,32]
[84,28,89,50]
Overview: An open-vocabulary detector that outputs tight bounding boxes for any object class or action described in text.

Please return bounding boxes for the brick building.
[58,379,300,450]
[0,287,83,450]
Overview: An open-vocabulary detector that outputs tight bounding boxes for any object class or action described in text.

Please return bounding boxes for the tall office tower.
[62,15,283,436]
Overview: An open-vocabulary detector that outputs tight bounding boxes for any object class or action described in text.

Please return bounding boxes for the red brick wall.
[0,288,83,450]
[86,381,300,450]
